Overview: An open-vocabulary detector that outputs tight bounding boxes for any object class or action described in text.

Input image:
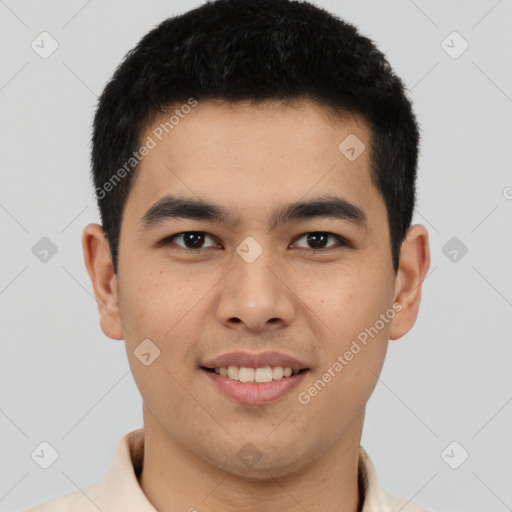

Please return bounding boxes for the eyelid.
[158,232,219,249]
[159,231,352,250]
[291,232,352,250]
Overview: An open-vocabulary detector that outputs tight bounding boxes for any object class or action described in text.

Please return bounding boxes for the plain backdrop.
[1,1,511,511]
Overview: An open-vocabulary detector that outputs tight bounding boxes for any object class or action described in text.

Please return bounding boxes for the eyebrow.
[137,193,368,233]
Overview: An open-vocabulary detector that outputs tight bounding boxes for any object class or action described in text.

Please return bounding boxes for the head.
[83,0,429,479]
[91,0,420,276]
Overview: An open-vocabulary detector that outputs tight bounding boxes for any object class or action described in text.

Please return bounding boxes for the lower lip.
[201,368,309,405]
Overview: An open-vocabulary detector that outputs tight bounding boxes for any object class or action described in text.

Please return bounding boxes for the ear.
[389,224,430,341]
[82,223,124,340]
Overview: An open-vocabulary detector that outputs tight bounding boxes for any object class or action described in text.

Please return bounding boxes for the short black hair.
[91,0,420,275]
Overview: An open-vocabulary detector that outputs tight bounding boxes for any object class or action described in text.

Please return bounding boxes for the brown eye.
[161,231,218,250]
[292,232,349,250]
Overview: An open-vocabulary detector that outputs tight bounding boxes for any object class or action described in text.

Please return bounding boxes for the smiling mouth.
[201,365,309,384]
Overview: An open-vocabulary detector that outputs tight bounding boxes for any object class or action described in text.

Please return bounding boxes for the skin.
[82,99,430,512]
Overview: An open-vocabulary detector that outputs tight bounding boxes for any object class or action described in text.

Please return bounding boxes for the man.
[24,0,431,510]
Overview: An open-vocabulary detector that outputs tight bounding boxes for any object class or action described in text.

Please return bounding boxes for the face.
[85,99,428,478]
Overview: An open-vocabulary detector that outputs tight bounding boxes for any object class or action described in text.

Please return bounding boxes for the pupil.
[307,232,327,249]
[184,232,204,248]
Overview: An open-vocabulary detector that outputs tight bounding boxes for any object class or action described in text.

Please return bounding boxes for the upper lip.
[201,350,310,371]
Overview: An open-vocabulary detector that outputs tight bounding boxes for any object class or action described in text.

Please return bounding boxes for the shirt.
[21,428,432,512]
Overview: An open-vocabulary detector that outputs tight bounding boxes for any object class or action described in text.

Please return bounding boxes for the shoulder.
[358,446,434,512]
[21,428,148,512]
[382,490,434,512]
[21,480,103,512]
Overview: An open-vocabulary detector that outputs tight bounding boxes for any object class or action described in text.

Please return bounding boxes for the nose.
[215,247,296,332]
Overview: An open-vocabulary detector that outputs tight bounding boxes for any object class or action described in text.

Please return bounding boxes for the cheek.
[119,267,199,336]
[303,263,393,338]
[120,275,197,419]
[119,268,208,381]
[299,263,393,401]
[119,243,235,366]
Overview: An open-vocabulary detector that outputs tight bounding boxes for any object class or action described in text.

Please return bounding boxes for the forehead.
[123,99,384,230]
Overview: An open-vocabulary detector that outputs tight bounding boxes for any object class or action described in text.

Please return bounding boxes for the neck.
[138,405,364,512]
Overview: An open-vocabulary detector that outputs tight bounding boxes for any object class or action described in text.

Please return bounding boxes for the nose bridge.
[236,245,278,293]
[215,237,295,330]
[233,238,283,301]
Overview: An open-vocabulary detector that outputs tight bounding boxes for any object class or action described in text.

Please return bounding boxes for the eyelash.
[158,231,352,252]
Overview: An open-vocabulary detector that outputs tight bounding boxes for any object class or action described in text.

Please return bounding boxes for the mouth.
[199,351,311,405]
[201,365,309,383]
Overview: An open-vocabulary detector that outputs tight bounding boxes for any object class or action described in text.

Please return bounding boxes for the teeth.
[255,367,273,383]
[272,366,283,379]
[213,365,303,383]
[239,367,254,382]
[227,366,240,380]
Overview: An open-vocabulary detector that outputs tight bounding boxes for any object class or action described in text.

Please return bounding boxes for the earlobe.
[82,223,124,340]
[389,224,430,341]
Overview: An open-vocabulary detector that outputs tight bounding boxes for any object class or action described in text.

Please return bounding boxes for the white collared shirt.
[21,428,432,512]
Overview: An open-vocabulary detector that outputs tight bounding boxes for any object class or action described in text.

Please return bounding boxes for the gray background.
[1,1,511,511]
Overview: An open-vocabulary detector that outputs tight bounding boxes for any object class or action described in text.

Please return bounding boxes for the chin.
[201,445,313,480]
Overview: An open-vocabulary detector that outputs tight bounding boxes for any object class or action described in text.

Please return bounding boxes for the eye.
[159,231,219,250]
[159,231,351,252]
[291,232,350,251]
